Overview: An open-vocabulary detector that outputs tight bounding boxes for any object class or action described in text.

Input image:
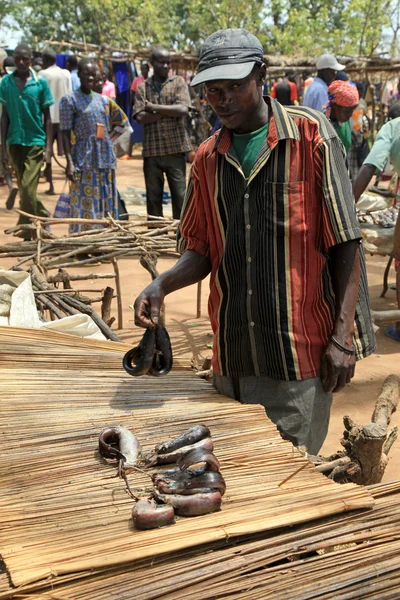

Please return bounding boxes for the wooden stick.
[316,456,351,474]
[112,258,123,330]
[371,309,400,324]
[35,294,67,319]
[101,287,114,324]
[33,289,107,295]
[48,272,115,283]
[15,209,127,226]
[196,281,202,319]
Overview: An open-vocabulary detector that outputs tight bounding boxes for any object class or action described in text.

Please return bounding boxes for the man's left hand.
[320,340,356,393]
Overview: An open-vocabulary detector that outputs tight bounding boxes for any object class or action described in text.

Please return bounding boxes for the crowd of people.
[3,31,400,453]
[0,42,396,233]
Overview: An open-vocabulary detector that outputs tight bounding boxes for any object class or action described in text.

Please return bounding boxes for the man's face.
[79,64,97,91]
[321,68,336,85]
[142,64,149,78]
[14,49,31,75]
[205,67,263,131]
[152,52,171,79]
[333,103,358,123]
[94,72,104,94]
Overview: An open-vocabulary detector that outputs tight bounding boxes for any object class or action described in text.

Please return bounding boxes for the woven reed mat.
[0,327,374,588]
[1,482,397,600]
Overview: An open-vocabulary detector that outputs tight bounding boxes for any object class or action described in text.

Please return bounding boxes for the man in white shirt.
[40,49,72,194]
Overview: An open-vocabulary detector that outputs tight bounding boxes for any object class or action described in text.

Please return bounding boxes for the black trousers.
[143,153,187,219]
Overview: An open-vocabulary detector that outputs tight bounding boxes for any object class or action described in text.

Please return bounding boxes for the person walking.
[60,59,129,234]
[134,48,192,219]
[303,54,345,111]
[40,48,72,194]
[134,29,375,455]
[0,44,54,236]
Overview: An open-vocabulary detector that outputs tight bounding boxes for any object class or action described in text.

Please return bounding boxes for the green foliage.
[3,0,400,58]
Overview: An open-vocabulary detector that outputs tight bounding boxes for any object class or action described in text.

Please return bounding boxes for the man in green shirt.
[353,103,400,342]
[0,44,54,234]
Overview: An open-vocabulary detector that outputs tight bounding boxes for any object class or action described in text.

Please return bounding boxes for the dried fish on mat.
[98,423,225,529]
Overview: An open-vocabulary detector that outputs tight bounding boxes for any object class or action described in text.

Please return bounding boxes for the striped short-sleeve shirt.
[177,98,375,381]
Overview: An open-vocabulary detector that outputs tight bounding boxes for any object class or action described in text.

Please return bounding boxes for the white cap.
[316,53,345,71]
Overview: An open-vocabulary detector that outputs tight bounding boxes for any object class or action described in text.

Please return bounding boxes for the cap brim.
[191,61,255,86]
[335,62,346,70]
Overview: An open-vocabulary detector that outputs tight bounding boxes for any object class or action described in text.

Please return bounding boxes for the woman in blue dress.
[60,58,128,233]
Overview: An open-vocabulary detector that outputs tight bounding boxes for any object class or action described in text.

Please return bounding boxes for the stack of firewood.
[1,212,179,270]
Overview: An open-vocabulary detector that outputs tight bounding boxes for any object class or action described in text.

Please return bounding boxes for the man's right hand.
[65,162,76,182]
[134,281,165,328]
[2,151,9,169]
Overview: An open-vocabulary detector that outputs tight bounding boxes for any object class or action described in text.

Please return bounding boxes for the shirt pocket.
[260,181,309,236]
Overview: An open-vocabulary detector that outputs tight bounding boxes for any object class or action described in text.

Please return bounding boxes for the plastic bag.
[113,125,133,158]
[53,192,71,218]
[0,270,106,339]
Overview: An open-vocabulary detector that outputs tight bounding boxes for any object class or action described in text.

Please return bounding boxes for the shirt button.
[248,290,253,295]
[248,257,252,262]
[246,224,251,230]
[250,321,255,327]
[244,193,249,199]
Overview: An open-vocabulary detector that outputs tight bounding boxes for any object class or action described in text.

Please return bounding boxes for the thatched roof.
[40,40,400,76]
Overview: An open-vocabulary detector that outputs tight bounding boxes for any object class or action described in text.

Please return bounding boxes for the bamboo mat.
[0,327,374,589]
[1,482,398,600]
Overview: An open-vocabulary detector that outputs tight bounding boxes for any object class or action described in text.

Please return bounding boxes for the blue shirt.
[70,69,80,92]
[60,90,117,171]
[303,77,328,112]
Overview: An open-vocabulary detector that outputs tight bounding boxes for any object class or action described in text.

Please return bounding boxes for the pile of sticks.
[2,210,179,270]
[26,264,121,341]
[309,374,399,485]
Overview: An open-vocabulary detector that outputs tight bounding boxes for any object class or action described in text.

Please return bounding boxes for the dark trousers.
[8,145,48,228]
[143,153,187,219]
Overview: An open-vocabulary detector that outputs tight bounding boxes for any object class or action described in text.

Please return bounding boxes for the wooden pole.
[101,286,114,325]
[112,258,123,330]
[196,281,202,318]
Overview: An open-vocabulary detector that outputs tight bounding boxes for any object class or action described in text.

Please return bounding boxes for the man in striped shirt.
[134,29,375,455]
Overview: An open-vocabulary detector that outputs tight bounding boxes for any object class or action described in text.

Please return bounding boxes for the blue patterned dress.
[59,90,128,233]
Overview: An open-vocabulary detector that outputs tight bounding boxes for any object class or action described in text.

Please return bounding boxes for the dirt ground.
[1,151,400,481]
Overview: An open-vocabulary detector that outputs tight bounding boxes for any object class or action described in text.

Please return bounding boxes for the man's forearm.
[157,250,211,295]
[62,131,73,164]
[330,240,360,345]
[135,112,162,125]
[152,104,188,118]
[353,164,376,202]
[1,110,9,155]
[44,110,53,159]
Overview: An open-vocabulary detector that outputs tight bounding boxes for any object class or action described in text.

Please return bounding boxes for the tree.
[3,0,400,59]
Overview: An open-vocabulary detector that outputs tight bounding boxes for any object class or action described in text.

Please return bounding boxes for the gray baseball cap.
[191,28,265,87]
